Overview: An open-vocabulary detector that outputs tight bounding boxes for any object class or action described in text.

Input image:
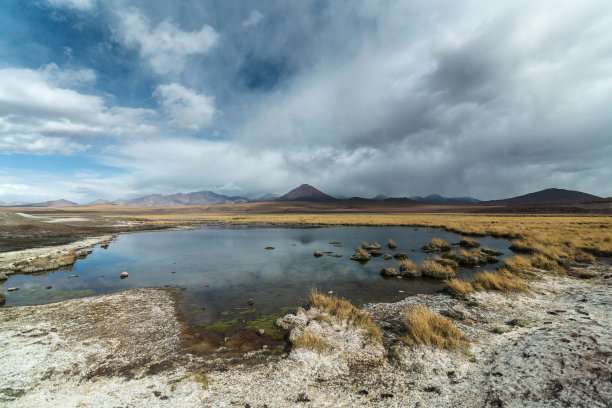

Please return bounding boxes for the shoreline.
[1,268,610,406]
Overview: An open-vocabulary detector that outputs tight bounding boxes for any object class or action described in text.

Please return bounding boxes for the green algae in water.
[201,306,293,339]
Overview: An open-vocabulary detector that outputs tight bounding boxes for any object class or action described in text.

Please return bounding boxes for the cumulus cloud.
[153,83,215,130]
[242,11,263,28]
[115,9,218,75]
[0,66,156,155]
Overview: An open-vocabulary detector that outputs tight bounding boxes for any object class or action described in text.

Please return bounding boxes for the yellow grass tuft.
[500,255,533,277]
[459,237,480,248]
[401,304,466,350]
[572,269,598,279]
[420,260,455,279]
[473,271,527,292]
[530,253,565,274]
[399,259,418,272]
[444,278,475,297]
[292,332,333,351]
[309,288,382,343]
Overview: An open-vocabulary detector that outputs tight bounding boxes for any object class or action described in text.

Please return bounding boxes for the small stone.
[120,272,128,279]
[265,246,275,250]
[296,393,310,402]
[257,329,265,336]
[86,250,93,254]
[247,299,255,306]
[281,353,288,359]
[171,271,176,274]
[0,291,5,307]
[314,251,324,257]
[204,284,210,287]
[262,344,268,349]
[7,287,19,292]
[68,274,78,278]
[398,290,404,293]
[45,286,52,290]
[328,290,334,295]
[394,253,408,260]
[384,254,392,260]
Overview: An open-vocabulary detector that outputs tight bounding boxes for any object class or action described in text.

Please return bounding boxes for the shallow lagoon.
[3,226,510,335]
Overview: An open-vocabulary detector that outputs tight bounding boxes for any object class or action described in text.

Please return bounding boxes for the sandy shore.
[1,264,610,407]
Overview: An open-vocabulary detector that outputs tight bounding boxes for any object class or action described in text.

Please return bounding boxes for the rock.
[68,274,78,278]
[350,248,371,262]
[0,271,7,282]
[204,284,210,287]
[394,253,408,260]
[265,246,275,250]
[45,286,52,290]
[387,239,398,249]
[120,272,129,279]
[370,249,383,257]
[7,287,19,292]
[447,304,469,320]
[361,242,382,251]
[257,329,265,336]
[314,251,324,257]
[384,254,392,260]
[247,299,255,306]
[380,267,400,277]
[328,291,334,295]
[101,243,109,249]
[86,250,93,254]
[75,250,87,259]
[0,291,5,306]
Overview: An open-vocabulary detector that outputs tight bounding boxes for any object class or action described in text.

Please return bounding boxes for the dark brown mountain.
[482,188,601,205]
[277,184,338,202]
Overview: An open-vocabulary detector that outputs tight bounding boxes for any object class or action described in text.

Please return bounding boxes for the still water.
[2,226,510,333]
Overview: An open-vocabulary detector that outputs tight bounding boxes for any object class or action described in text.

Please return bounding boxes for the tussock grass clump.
[459,237,480,249]
[572,269,597,279]
[309,288,382,343]
[401,304,466,350]
[387,238,398,249]
[500,256,533,277]
[444,278,475,297]
[530,254,565,274]
[422,238,452,252]
[399,259,420,277]
[480,247,504,256]
[473,271,527,292]
[350,247,371,262]
[436,257,459,268]
[292,332,333,351]
[508,318,528,327]
[420,260,455,279]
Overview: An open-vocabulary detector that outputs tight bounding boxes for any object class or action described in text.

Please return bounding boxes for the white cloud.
[0,66,157,155]
[115,10,218,75]
[154,83,215,130]
[44,0,95,10]
[242,10,263,28]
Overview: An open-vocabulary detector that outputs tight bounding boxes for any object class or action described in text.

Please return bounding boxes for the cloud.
[44,0,95,10]
[153,83,215,130]
[0,66,157,155]
[242,10,263,28]
[115,9,218,75]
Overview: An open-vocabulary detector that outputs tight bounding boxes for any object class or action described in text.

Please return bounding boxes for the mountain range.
[0,185,605,208]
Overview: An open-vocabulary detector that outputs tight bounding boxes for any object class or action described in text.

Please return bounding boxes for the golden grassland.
[114,213,612,258]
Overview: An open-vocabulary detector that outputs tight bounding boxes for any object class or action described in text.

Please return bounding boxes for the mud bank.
[1,270,610,407]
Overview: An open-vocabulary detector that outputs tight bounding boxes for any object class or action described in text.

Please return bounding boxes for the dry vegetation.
[401,304,466,350]
[420,260,455,279]
[308,288,382,343]
[472,271,528,293]
[443,278,475,297]
[292,332,333,351]
[571,269,598,279]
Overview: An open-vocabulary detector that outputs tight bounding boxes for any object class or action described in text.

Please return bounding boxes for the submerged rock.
[370,249,383,257]
[380,267,400,277]
[394,253,409,261]
[120,272,129,279]
[384,254,393,260]
[7,287,19,292]
[265,247,275,250]
[247,299,255,306]
[314,251,324,257]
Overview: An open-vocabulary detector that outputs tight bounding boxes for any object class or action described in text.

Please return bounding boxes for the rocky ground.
[1,265,610,407]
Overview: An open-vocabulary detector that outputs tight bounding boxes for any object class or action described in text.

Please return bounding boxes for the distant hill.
[411,194,481,205]
[87,199,114,205]
[483,188,601,205]
[114,191,249,207]
[20,199,79,207]
[254,193,279,202]
[372,194,389,200]
[277,184,338,202]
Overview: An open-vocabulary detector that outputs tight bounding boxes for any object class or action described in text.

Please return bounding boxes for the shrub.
[420,260,455,279]
[400,304,466,350]
[472,271,527,292]
[309,288,382,343]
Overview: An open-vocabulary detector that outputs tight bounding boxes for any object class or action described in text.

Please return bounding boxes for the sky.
[1,0,611,203]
